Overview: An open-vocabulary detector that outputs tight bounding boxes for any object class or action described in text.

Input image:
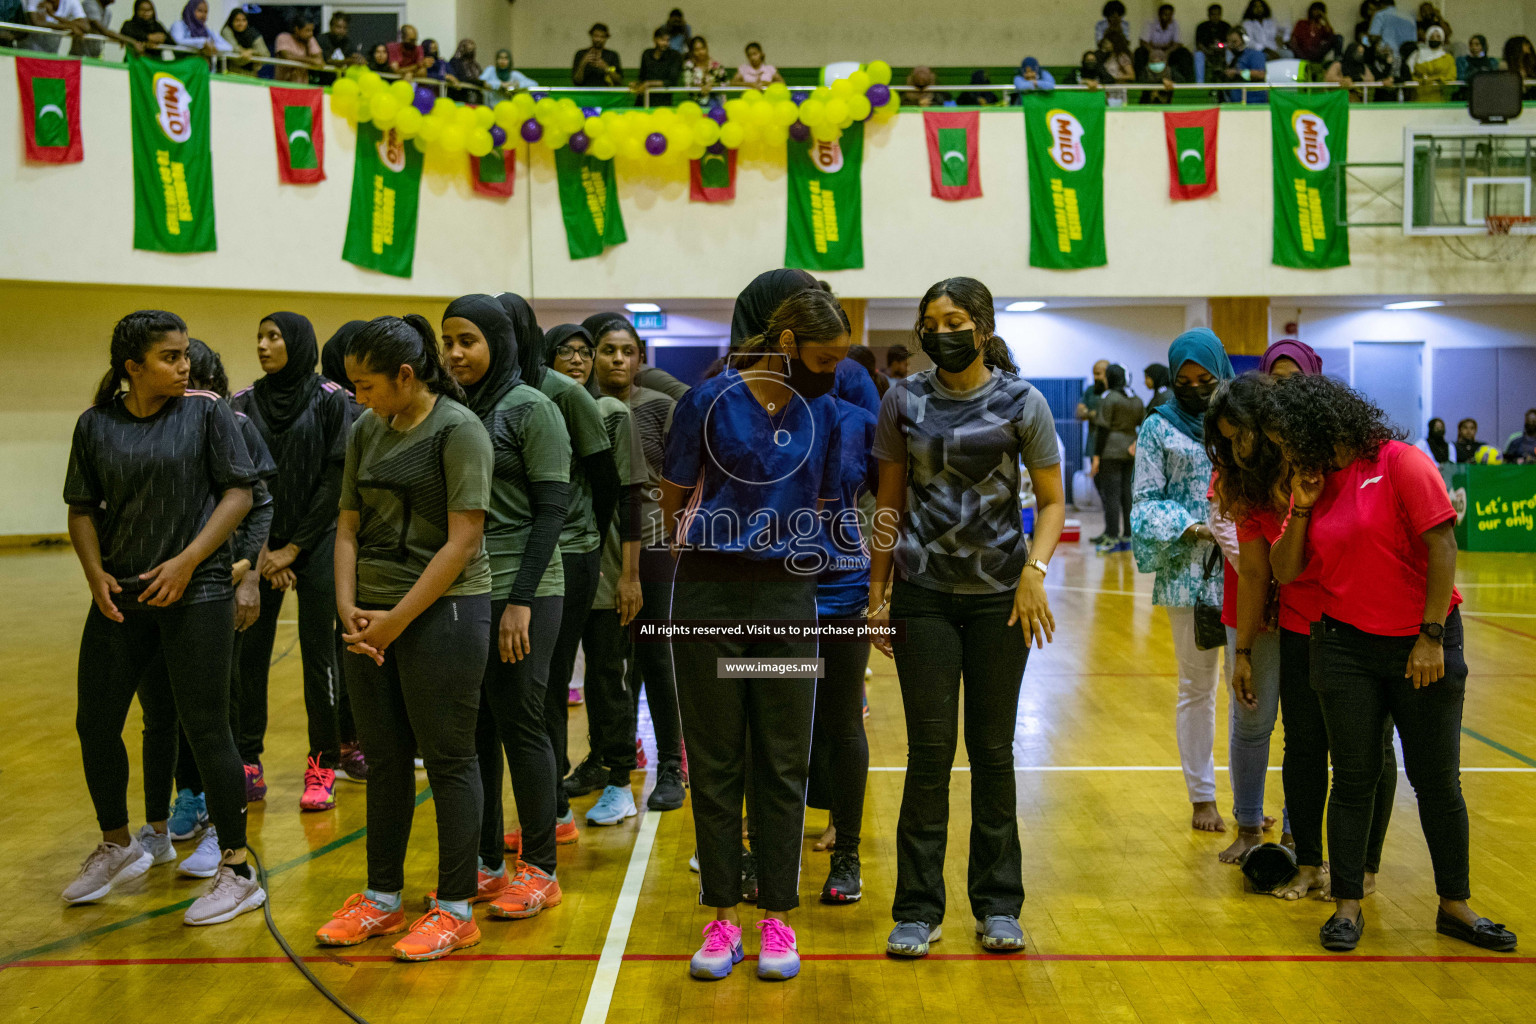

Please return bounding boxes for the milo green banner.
[786,121,864,271]
[1023,92,1106,270]
[342,122,424,278]
[555,147,626,260]
[1270,89,1349,269]
[129,53,215,253]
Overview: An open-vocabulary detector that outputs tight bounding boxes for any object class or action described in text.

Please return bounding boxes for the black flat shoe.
[1436,909,1517,951]
[1320,911,1364,951]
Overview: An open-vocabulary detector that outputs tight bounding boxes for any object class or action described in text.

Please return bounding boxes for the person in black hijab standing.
[231,312,354,813]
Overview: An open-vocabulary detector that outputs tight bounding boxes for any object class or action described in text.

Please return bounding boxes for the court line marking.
[1464,614,1536,642]
[578,780,663,1024]
[864,765,1536,773]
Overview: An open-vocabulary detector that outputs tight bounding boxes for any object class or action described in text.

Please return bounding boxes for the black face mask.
[921,329,981,374]
[1526,421,1536,436]
[782,354,835,399]
[1429,424,1446,437]
[1173,381,1218,416]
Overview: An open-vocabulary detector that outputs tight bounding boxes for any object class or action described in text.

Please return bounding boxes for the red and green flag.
[472,149,516,198]
[130,53,216,253]
[269,87,324,184]
[16,57,82,164]
[689,148,736,202]
[924,110,981,200]
[1164,107,1218,200]
[786,121,864,271]
[1271,89,1349,269]
[555,147,626,259]
[342,123,424,277]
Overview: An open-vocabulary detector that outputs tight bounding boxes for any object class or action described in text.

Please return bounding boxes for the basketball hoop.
[1486,214,1535,235]
[1440,213,1536,262]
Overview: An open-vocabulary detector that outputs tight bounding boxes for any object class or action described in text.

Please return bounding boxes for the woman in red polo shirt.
[1264,373,1516,953]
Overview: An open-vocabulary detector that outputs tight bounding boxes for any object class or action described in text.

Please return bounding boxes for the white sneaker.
[61,839,153,903]
[179,827,221,878]
[136,824,177,866]
[688,850,700,872]
[184,864,266,926]
[585,785,638,826]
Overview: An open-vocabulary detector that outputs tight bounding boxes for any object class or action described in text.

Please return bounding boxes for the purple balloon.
[412,84,435,115]
[569,130,591,154]
[867,83,891,107]
[788,121,810,142]
[707,105,728,124]
[707,141,726,155]
[645,131,668,156]
[520,118,543,143]
[581,106,599,117]
[489,125,507,148]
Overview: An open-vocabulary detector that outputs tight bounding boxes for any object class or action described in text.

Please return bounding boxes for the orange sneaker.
[391,905,482,962]
[315,893,407,946]
[423,867,511,907]
[486,861,563,919]
[504,819,579,854]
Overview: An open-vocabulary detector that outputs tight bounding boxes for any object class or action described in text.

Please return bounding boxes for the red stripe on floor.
[1463,614,1536,642]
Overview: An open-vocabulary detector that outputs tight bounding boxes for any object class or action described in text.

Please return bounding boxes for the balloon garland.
[327,60,899,167]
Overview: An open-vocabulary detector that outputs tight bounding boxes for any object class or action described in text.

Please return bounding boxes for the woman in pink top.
[731,41,783,89]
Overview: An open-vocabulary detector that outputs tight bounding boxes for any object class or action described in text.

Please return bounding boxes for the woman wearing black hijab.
[1144,363,1171,409]
[230,312,354,812]
[440,295,571,916]
[493,293,620,846]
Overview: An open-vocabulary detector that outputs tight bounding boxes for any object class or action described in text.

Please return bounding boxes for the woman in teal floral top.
[1131,328,1234,833]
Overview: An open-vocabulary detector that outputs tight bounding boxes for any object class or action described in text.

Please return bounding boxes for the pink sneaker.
[756,918,800,980]
[689,919,744,979]
[301,756,336,811]
[567,686,584,706]
[244,762,267,802]
[635,738,649,770]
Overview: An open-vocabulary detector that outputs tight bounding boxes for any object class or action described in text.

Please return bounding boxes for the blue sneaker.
[1112,540,1131,553]
[690,919,744,979]
[976,915,1026,951]
[167,789,208,841]
[756,918,800,980]
[887,921,941,957]
[585,785,638,826]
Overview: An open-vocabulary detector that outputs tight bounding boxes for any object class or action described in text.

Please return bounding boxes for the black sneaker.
[647,763,687,811]
[740,848,758,904]
[820,847,862,904]
[562,756,608,798]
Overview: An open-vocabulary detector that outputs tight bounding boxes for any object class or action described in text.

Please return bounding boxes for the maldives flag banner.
[1271,89,1349,269]
[785,121,864,271]
[1164,107,1218,200]
[16,57,83,164]
[924,110,981,200]
[129,53,216,253]
[269,87,325,184]
[342,122,424,277]
[1022,91,1107,270]
[689,147,736,202]
[472,148,516,198]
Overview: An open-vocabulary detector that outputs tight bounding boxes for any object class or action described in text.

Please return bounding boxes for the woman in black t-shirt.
[62,309,264,927]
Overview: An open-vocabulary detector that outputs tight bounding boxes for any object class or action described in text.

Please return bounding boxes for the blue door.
[1353,341,1424,440]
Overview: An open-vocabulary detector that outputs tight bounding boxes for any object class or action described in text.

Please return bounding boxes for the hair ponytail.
[729,288,850,370]
[915,277,1018,374]
[348,314,466,402]
[95,309,188,407]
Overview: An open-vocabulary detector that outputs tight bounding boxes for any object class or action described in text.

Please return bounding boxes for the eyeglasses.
[555,344,593,360]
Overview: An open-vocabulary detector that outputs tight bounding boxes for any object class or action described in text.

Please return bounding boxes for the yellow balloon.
[811,122,839,142]
[798,98,826,127]
[418,115,443,142]
[619,136,644,161]
[389,79,414,105]
[493,101,518,129]
[747,102,772,126]
[357,71,382,97]
[849,70,871,92]
[829,78,853,100]
[686,141,707,160]
[395,106,423,136]
[723,98,747,122]
[560,108,585,134]
[432,97,454,116]
[848,95,871,121]
[467,130,494,157]
[344,64,363,80]
[329,93,357,119]
[622,111,648,134]
[441,125,467,154]
[693,119,720,145]
[591,137,617,161]
[371,94,400,121]
[811,86,831,103]
[670,124,694,150]
[545,130,570,150]
[866,60,892,85]
[512,91,536,117]
[473,105,495,131]
[873,102,898,122]
[825,98,849,125]
[372,108,397,130]
[355,97,371,122]
[764,82,790,103]
[676,100,703,120]
[772,100,799,127]
[412,135,431,154]
[534,97,559,123]
[332,78,359,101]
[720,122,745,148]
[584,115,606,137]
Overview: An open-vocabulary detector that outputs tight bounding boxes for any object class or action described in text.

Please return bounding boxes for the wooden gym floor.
[2,534,1536,1024]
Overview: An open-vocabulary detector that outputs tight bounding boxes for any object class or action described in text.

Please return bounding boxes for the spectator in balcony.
[1416,2,1450,41]
[1194,4,1231,80]
[1454,418,1484,463]
[168,0,229,55]
[1407,24,1454,101]
[1456,35,1497,84]
[665,7,690,53]
[274,13,325,84]
[1137,4,1194,81]
[119,0,167,53]
[1326,40,1379,98]
[220,7,267,75]
[1241,0,1291,58]
[1291,2,1343,63]
[1419,417,1450,463]
[1369,1,1417,61]
[1366,37,1401,94]
[71,0,141,57]
[957,69,1001,105]
[1220,26,1268,102]
[417,38,453,84]
[23,0,89,53]
[635,25,683,104]
[683,36,729,107]
[1504,410,1536,465]
[1078,48,1105,87]
[573,22,622,87]
[1096,0,1130,43]
[1012,56,1056,102]
[366,41,390,74]
[732,41,783,90]
[448,38,480,80]
[1,0,26,45]
[317,12,357,65]
[387,23,424,78]
[480,48,538,96]
[902,65,951,107]
[1504,37,1536,98]
[1098,31,1136,105]
[1353,0,1379,41]
[1139,52,1190,104]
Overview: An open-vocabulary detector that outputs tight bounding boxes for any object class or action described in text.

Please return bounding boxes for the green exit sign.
[631,311,667,330]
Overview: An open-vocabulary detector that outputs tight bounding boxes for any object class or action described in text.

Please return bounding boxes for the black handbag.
[1193,545,1228,651]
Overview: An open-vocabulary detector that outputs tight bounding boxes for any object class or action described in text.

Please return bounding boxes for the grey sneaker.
[178,827,221,878]
[976,915,1026,951]
[887,921,941,957]
[184,864,266,926]
[136,824,177,866]
[61,839,153,904]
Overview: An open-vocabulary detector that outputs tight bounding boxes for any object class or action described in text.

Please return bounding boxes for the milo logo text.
[813,138,844,174]
[1046,110,1085,172]
[152,72,192,144]
[1291,110,1331,172]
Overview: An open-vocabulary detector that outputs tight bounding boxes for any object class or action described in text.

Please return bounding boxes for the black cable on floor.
[248,846,373,1024]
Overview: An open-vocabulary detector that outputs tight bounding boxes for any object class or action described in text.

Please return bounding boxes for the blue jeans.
[1225,625,1287,831]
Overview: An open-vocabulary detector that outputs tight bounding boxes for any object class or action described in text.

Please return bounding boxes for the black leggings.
[158,629,246,796]
[1098,458,1134,540]
[808,613,870,848]
[890,579,1029,924]
[1278,627,1396,870]
[78,600,247,850]
[582,606,636,785]
[542,549,601,818]
[477,596,563,875]
[1313,610,1470,902]
[632,547,683,769]
[236,532,342,767]
[345,595,490,901]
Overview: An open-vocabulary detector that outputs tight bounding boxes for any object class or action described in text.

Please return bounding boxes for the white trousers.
[1165,607,1225,803]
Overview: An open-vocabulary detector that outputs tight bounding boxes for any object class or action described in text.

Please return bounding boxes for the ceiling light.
[1382,300,1444,310]
[1004,301,1047,312]
[624,302,661,313]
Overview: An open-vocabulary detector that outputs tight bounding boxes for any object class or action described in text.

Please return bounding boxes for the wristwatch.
[1419,621,1445,643]
[1024,559,1049,577]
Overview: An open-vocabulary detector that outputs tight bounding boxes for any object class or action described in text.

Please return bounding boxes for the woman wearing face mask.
[1264,373,1515,954]
[660,287,852,983]
[868,277,1066,959]
[1419,417,1451,464]
[1131,328,1235,834]
[1326,41,1377,100]
[1407,25,1455,101]
[1093,364,1144,553]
